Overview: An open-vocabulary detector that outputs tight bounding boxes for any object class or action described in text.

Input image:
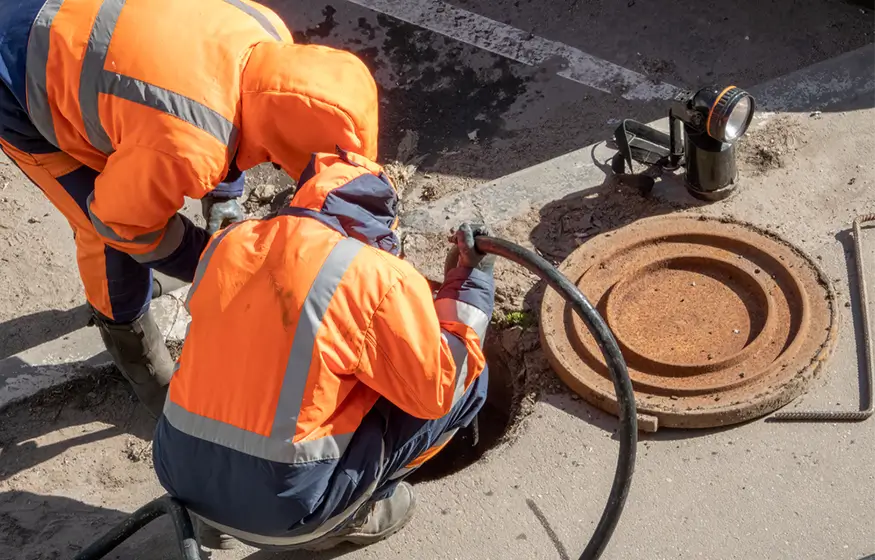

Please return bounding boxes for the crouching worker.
[152,149,494,551]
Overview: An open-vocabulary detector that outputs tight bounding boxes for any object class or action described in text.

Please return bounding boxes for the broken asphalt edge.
[1,43,872,412]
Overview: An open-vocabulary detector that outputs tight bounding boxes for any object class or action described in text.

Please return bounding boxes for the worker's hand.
[201,196,244,235]
[448,223,495,273]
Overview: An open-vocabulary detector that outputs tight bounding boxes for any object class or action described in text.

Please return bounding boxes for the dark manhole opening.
[407,330,527,483]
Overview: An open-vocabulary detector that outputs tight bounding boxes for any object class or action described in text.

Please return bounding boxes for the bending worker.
[152,149,494,550]
[0,0,376,416]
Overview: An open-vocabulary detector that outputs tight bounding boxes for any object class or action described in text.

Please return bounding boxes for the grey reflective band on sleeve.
[25,0,65,148]
[129,214,186,264]
[27,0,240,156]
[222,0,282,40]
[441,331,470,405]
[434,298,490,341]
[86,191,163,245]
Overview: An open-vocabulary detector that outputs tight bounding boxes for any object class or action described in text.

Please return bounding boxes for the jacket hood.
[236,42,379,180]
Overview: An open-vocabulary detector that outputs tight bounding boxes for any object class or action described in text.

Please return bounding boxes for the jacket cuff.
[435,267,495,318]
[209,167,245,198]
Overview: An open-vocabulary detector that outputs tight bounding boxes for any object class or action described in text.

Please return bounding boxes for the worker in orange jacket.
[0,0,377,416]
[152,149,494,551]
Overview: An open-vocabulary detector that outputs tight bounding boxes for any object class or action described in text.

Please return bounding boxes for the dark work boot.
[93,309,173,417]
[304,482,417,551]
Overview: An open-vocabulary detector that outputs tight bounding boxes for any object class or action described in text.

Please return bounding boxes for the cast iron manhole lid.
[541,215,837,430]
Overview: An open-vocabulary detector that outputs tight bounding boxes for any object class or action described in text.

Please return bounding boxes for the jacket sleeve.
[86,144,211,281]
[355,264,495,420]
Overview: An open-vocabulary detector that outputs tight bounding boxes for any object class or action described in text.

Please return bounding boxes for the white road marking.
[345,0,681,101]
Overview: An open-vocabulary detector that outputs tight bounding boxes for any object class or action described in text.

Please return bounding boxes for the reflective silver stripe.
[98,72,237,147]
[441,331,470,404]
[79,0,124,154]
[185,221,244,310]
[271,237,364,439]
[25,0,65,148]
[222,0,282,40]
[164,401,353,464]
[435,299,491,403]
[129,214,186,263]
[28,0,241,154]
[434,298,490,340]
[388,428,458,481]
[168,237,364,463]
[86,191,163,245]
[194,439,385,545]
[72,0,239,154]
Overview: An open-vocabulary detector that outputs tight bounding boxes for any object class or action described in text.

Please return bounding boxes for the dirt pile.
[737,115,806,175]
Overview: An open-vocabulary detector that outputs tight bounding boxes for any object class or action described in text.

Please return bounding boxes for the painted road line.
[755,44,875,112]
[403,44,875,234]
[345,0,681,101]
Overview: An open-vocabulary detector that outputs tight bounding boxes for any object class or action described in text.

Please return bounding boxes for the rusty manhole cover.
[541,215,837,430]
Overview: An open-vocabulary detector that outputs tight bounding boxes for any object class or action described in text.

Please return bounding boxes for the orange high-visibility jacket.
[153,151,495,542]
[20,0,377,272]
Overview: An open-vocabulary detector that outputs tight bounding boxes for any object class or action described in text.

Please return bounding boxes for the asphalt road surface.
[263,0,872,197]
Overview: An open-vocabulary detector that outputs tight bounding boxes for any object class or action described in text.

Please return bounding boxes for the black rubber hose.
[74,495,200,560]
[474,236,638,560]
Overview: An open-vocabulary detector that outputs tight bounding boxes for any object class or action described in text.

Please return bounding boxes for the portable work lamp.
[614,85,756,201]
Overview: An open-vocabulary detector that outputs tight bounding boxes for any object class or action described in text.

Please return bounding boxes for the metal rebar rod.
[773,214,875,422]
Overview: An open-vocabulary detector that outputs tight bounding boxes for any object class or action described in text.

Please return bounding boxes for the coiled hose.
[474,236,638,560]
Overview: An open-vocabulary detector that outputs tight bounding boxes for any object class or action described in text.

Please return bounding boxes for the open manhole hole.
[408,333,526,482]
[541,215,837,430]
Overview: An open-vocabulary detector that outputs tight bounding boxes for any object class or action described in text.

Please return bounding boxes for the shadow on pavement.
[242,543,361,560]
[0,490,177,560]
[0,304,91,360]
[0,371,155,484]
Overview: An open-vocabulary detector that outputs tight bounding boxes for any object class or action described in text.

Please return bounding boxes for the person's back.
[3,0,283,174]
[0,0,380,417]
[153,150,494,549]
[1,0,376,255]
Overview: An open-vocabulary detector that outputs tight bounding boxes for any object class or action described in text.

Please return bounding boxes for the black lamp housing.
[614,85,755,202]
[670,86,755,200]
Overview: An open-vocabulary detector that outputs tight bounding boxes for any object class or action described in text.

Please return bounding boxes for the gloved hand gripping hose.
[474,236,638,560]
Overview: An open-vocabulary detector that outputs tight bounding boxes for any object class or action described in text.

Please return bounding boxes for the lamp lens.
[724,96,752,141]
